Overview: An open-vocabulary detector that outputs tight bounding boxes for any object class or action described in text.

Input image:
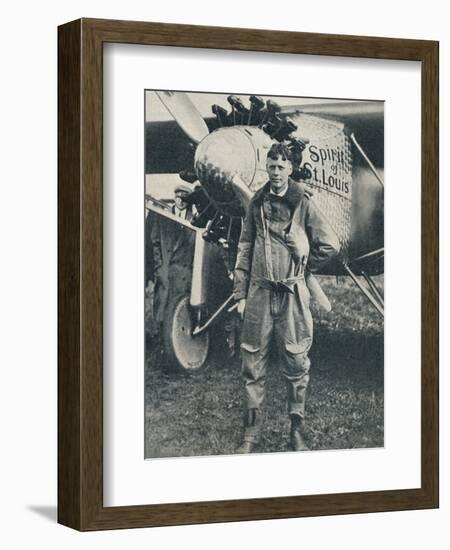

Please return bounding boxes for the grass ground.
[144,275,384,458]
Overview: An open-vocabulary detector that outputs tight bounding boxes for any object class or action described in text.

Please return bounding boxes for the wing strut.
[361,269,384,308]
[349,132,384,188]
[342,262,384,318]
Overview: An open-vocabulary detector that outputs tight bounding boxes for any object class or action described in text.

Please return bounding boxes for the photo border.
[58,18,438,530]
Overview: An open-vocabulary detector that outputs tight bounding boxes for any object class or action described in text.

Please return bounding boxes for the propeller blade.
[156,91,210,145]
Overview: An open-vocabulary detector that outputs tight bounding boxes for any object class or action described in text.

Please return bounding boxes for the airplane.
[145,91,384,373]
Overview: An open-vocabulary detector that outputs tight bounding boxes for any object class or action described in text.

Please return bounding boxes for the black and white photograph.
[144,90,384,459]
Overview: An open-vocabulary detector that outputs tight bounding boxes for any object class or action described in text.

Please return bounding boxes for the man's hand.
[237,298,246,320]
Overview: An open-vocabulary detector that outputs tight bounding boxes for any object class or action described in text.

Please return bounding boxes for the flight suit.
[234,179,340,443]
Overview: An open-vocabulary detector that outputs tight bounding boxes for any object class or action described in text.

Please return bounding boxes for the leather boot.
[235,409,260,454]
[290,415,309,451]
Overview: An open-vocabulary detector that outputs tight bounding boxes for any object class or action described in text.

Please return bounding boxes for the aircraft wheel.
[163,294,209,373]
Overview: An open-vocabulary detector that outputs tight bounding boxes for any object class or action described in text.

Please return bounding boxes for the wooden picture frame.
[58,18,439,531]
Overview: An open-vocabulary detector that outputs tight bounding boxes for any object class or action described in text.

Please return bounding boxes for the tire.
[163,294,210,373]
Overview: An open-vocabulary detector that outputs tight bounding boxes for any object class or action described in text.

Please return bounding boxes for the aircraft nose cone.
[194,127,258,215]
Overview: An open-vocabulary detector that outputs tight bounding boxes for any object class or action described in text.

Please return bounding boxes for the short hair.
[267,143,293,163]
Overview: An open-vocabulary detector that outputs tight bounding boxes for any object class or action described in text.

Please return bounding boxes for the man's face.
[174,193,188,210]
[266,155,293,193]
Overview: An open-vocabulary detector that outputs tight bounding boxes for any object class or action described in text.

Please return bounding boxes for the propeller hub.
[194,126,273,216]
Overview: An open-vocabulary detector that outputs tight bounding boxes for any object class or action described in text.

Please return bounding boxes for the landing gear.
[343,249,384,318]
[163,295,210,373]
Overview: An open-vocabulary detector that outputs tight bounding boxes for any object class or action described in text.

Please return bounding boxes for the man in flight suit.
[234,143,340,453]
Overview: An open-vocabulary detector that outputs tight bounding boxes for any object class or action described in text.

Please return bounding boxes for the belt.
[256,275,304,294]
